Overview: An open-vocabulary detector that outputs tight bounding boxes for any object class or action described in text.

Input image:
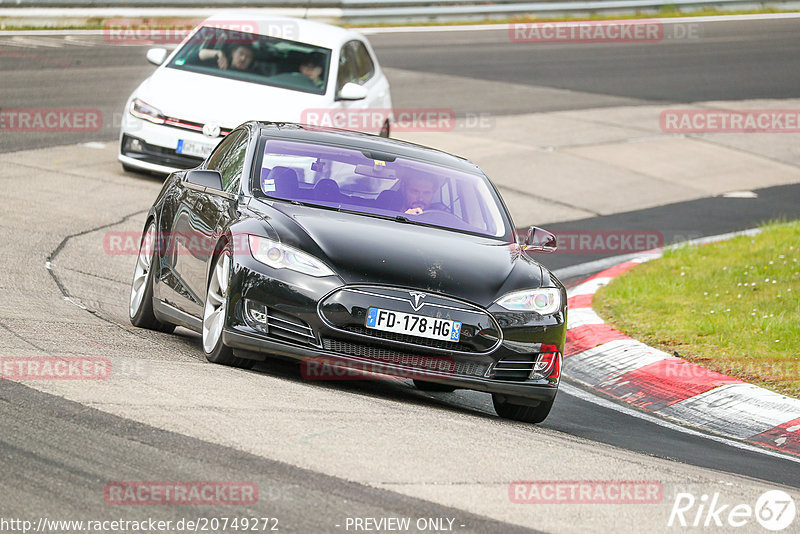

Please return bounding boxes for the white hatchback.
[118,14,393,174]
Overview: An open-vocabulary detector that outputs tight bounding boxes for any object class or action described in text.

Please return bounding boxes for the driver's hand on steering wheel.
[404,207,424,216]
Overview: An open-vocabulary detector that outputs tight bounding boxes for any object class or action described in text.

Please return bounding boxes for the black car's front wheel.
[129,221,175,333]
[203,249,254,369]
[492,394,555,424]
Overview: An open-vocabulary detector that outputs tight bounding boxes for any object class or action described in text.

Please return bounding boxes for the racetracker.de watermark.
[509,20,701,43]
[510,20,661,42]
[102,19,296,45]
[509,480,663,504]
[664,361,800,382]
[104,231,250,257]
[0,108,102,132]
[661,109,800,133]
[1,356,111,380]
[104,482,259,505]
[300,356,457,381]
[516,230,663,254]
[301,108,494,133]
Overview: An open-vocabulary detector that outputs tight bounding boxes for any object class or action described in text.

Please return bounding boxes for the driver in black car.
[402,174,439,216]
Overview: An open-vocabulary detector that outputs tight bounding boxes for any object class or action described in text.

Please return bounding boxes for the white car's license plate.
[366,307,461,343]
[176,139,215,158]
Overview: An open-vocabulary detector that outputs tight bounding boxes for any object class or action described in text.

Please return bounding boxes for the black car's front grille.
[319,286,502,354]
[322,338,488,377]
[343,325,476,353]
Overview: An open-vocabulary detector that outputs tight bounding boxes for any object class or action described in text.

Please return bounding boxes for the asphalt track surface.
[1,16,800,532]
[3,17,800,151]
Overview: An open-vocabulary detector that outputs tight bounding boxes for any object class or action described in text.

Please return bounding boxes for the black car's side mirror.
[185,170,224,191]
[522,226,557,253]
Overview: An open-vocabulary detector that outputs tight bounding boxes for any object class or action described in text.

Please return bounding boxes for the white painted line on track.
[560,382,800,464]
[358,12,800,34]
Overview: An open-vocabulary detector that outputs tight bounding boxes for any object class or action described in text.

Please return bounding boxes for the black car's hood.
[252,201,546,306]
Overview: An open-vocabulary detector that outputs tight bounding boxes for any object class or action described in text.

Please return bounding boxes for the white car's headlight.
[248,235,335,278]
[129,98,166,125]
[496,288,561,315]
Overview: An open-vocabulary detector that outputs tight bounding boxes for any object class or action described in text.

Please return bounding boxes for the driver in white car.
[198,44,256,72]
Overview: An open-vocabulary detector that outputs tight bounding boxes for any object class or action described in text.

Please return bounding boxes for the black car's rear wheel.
[129,222,175,333]
[492,394,554,424]
[203,249,254,369]
[413,379,457,392]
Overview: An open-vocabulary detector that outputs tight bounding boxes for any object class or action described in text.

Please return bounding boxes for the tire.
[379,120,390,138]
[129,221,176,333]
[202,248,255,369]
[492,393,555,424]
[413,379,457,393]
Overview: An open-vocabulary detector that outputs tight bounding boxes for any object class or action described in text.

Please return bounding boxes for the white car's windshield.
[167,26,331,95]
[256,139,511,239]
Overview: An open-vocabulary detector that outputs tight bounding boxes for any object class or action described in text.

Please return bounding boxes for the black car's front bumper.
[222,255,565,403]
[223,328,559,404]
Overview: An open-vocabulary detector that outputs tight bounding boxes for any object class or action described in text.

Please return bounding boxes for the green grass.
[593,221,800,398]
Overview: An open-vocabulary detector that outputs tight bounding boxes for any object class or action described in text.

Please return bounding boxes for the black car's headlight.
[495,288,561,315]
[248,235,335,278]
[129,98,166,125]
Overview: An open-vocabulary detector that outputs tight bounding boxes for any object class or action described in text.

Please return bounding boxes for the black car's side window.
[206,129,249,193]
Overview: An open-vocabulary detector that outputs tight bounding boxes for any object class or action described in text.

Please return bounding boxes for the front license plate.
[366,307,461,343]
[176,139,215,158]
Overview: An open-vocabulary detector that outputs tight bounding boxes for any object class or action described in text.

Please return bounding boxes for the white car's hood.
[135,67,331,128]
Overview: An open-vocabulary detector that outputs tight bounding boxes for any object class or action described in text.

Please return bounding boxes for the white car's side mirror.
[337,82,368,101]
[146,48,169,66]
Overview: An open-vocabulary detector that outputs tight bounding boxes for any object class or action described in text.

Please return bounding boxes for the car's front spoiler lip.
[119,153,181,175]
[222,329,558,402]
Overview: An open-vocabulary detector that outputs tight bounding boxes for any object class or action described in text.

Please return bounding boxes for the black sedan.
[129,122,567,423]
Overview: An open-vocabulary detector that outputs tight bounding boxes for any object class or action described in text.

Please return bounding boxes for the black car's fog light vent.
[244,300,269,334]
[486,344,560,381]
[322,338,488,377]
[244,300,316,346]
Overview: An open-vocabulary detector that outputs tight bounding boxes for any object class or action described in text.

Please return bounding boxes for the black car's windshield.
[255,138,512,239]
[167,26,331,95]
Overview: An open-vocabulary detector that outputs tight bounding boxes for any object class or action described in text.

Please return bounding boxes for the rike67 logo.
[669,490,796,531]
